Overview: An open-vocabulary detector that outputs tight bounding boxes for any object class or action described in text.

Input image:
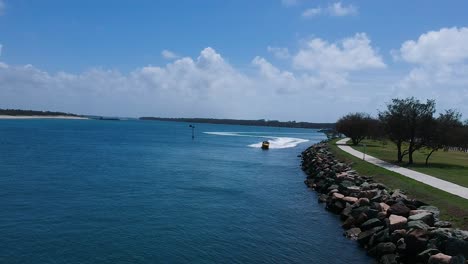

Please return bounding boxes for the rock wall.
[301,142,468,264]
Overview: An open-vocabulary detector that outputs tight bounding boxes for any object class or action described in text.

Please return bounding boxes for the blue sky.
[1,0,468,121]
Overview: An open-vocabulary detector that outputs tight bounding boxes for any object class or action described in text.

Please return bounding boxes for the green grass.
[329,138,468,229]
[350,139,468,188]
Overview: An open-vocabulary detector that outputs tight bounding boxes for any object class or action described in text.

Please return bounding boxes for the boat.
[261,141,270,150]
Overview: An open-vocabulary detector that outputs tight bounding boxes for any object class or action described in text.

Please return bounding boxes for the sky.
[1,0,468,122]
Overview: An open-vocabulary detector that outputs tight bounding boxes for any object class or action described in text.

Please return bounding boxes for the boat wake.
[204,132,309,149]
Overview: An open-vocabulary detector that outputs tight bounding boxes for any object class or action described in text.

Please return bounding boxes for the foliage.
[140,117,335,129]
[379,97,436,164]
[335,112,375,145]
[0,108,79,117]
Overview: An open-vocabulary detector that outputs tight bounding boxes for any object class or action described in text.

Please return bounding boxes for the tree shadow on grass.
[400,162,467,171]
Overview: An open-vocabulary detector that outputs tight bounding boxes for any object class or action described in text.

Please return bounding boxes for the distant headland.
[139,117,335,129]
[0,109,88,120]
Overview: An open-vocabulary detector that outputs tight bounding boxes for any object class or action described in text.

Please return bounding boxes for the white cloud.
[293,33,385,72]
[161,49,180,60]
[328,2,357,17]
[302,2,358,18]
[1,30,467,121]
[302,8,322,18]
[0,44,385,121]
[267,46,290,59]
[394,27,468,113]
[397,27,468,65]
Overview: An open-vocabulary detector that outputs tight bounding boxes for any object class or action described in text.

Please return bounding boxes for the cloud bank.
[1,29,467,121]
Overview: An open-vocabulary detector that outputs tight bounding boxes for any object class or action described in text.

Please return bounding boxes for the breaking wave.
[204,132,309,149]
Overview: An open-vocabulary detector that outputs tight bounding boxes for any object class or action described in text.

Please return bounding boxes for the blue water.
[0,119,373,263]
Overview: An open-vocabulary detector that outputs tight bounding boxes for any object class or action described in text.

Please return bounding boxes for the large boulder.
[388,202,411,217]
[361,218,384,231]
[344,227,361,240]
[428,253,452,264]
[388,215,407,231]
[405,229,429,254]
[445,237,468,259]
[357,226,384,246]
[407,220,430,231]
[419,206,440,220]
[434,221,452,228]
[417,248,441,263]
[408,212,435,226]
[343,196,359,204]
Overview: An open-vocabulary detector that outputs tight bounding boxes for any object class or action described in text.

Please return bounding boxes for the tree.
[424,110,463,166]
[336,113,374,145]
[379,97,436,164]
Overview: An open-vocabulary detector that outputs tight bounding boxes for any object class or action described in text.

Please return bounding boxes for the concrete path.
[336,138,468,200]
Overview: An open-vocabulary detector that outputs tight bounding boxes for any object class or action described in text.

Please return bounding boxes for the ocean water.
[0,119,373,263]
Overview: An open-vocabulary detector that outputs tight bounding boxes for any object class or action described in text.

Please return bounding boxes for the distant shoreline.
[140,117,335,129]
[0,115,89,120]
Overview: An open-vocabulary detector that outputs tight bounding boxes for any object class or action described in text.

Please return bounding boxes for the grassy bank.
[350,139,468,188]
[328,139,468,229]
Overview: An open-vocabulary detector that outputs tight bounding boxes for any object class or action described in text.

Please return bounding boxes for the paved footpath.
[336,138,468,200]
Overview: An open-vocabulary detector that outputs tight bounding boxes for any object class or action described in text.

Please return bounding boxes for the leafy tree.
[379,97,436,164]
[424,110,463,166]
[336,113,374,145]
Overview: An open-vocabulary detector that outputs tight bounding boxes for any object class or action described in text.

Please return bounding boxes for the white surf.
[204,132,309,149]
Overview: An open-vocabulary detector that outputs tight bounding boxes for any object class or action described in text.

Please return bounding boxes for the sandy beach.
[0,115,88,120]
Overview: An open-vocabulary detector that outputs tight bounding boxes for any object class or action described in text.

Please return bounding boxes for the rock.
[340,205,353,220]
[418,248,441,263]
[338,180,355,192]
[377,212,387,221]
[361,218,384,231]
[344,227,361,240]
[366,209,379,219]
[407,220,430,231]
[354,212,369,227]
[390,229,406,243]
[445,237,468,259]
[419,205,440,220]
[374,242,396,257]
[434,221,452,228]
[357,226,384,246]
[372,228,391,245]
[388,202,411,217]
[379,254,397,264]
[409,209,431,216]
[326,199,345,214]
[342,216,356,229]
[350,206,370,219]
[389,214,407,231]
[391,189,408,200]
[408,212,435,226]
[449,255,466,264]
[343,196,359,204]
[406,229,429,254]
[318,194,328,203]
[346,186,361,195]
[358,197,370,206]
[428,253,452,264]
[332,192,345,199]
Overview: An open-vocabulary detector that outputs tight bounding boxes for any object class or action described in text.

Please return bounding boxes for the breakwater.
[301,142,468,264]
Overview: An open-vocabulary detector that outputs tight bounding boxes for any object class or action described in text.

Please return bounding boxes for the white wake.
[204,132,309,149]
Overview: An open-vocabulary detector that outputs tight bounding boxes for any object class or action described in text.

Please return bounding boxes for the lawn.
[328,139,468,229]
[350,139,468,188]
